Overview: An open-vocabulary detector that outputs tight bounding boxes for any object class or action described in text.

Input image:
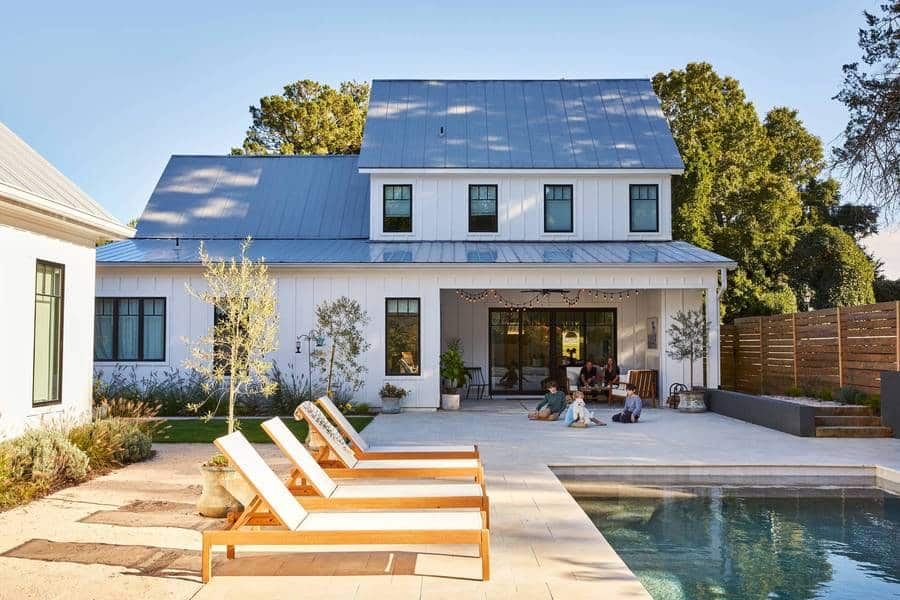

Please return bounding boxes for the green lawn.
[153,416,374,444]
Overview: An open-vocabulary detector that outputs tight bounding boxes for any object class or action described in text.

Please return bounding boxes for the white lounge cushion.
[297,510,482,532]
[317,396,372,451]
[355,458,480,470]
[366,444,476,454]
[331,482,484,499]
[299,401,359,468]
[262,417,337,497]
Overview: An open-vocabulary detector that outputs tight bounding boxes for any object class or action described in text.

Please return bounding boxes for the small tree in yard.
[313,297,371,397]
[183,238,279,434]
[666,308,708,390]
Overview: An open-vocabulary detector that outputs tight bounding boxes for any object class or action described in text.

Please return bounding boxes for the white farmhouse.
[0,123,133,439]
[95,79,735,408]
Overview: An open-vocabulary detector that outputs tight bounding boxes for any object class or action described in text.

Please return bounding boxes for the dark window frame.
[543,184,574,233]
[629,184,660,233]
[468,184,499,233]
[383,184,413,233]
[94,297,167,362]
[385,297,421,377]
[33,260,65,406]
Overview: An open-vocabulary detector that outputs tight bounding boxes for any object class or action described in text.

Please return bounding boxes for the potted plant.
[666,308,709,413]
[184,237,279,516]
[379,383,407,414]
[440,339,468,410]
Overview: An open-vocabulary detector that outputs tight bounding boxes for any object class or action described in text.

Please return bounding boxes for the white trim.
[360,168,685,176]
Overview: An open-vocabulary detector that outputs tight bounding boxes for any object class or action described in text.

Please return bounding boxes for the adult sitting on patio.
[611,383,642,423]
[579,359,600,388]
[528,381,566,421]
[603,356,621,387]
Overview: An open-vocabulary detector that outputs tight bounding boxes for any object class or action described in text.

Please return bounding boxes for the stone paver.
[0,402,898,599]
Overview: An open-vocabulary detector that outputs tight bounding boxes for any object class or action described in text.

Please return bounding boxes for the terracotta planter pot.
[197,465,242,518]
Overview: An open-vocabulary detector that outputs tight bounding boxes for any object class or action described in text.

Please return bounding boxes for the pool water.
[579,487,900,600]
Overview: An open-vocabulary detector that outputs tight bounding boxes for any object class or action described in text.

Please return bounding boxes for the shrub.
[784,385,803,397]
[833,386,881,414]
[118,428,152,463]
[269,361,325,415]
[68,420,125,471]
[5,429,89,486]
[0,447,48,511]
[94,366,212,417]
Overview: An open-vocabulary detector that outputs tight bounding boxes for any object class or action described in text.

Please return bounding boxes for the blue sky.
[2,0,897,274]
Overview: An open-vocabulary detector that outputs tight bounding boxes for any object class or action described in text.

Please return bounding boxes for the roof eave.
[358,167,685,176]
[96,260,736,269]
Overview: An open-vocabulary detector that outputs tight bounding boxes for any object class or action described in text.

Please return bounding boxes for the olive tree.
[183,238,279,434]
[313,296,371,397]
[666,308,708,390]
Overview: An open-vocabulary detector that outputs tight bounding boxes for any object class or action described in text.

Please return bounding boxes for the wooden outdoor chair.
[465,367,488,401]
[260,417,489,523]
[317,395,479,459]
[298,401,485,484]
[202,431,489,583]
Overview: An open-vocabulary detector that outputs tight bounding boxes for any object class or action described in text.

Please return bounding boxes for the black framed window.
[383,184,412,233]
[468,184,498,233]
[544,184,573,233]
[629,184,659,232]
[94,298,166,361]
[385,298,420,376]
[34,261,64,405]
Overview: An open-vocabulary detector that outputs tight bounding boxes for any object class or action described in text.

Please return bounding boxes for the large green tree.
[652,63,801,319]
[232,80,369,156]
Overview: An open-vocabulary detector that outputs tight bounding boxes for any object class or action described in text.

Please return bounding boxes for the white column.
[705,285,721,389]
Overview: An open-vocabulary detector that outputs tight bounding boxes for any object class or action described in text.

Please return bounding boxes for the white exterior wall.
[95,265,720,410]
[369,173,672,242]
[0,222,96,440]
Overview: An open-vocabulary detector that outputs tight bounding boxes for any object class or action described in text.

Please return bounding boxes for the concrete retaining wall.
[707,389,817,437]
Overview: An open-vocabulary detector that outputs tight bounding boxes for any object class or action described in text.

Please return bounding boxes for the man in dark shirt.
[579,360,599,388]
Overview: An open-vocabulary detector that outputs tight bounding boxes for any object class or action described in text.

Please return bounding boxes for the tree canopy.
[232,80,369,156]
[833,2,900,215]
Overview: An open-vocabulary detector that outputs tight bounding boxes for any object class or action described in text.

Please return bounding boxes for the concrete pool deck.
[1,401,899,599]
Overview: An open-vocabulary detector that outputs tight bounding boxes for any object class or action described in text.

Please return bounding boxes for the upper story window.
[544,184,573,233]
[34,261,64,405]
[468,184,498,233]
[94,298,166,361]
[629,184,659,232]
[383,184,412,233]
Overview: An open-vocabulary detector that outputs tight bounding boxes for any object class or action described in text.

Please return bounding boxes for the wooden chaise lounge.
[202,431,490,582]
[297,401,485,484]
[316,395,479,459]
[260,417,490,522]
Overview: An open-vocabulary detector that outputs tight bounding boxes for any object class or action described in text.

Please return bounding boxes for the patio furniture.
[465,366,488,400]
[317,395,479,459]
[609,370,658,406]
[202,431,489,583]
[261,417,489,521]
[298,401,485,483]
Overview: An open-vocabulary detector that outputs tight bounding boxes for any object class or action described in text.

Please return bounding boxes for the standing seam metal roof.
[358,79,684,170]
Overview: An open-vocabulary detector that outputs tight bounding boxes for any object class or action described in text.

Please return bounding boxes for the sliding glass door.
[489,308,616,394]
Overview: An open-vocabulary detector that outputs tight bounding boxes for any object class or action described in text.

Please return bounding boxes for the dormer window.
[629,184,659,232]
[468,184,498,233]
[383,184,412,233]
[544,184,573,233]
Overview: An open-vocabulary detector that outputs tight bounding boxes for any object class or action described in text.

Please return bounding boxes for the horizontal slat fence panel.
[720,301,899,396]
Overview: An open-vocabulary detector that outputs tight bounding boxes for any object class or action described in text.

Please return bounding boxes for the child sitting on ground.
[528,381,566,421]
[612,383,642,423]
[565,390,606,427]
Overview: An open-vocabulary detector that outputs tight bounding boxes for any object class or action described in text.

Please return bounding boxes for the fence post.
[896,301,899,371]
[836,307,843,388]
[759,316,765,394]
[792,313,798,388]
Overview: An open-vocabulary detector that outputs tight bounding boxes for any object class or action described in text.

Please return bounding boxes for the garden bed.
[153,416,373,443]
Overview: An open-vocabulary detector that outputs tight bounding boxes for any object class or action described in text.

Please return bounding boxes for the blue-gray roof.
[97,239,734,267]
[358,79,684,170]
[134,155,369,239]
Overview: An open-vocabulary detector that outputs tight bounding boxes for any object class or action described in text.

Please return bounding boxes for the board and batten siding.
[369,173,672,242]
[95,266,718,409]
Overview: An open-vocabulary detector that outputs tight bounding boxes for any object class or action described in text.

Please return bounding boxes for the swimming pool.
[577,486,900,600]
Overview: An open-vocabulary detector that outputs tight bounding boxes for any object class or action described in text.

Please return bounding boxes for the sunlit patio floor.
[1,401,898,599]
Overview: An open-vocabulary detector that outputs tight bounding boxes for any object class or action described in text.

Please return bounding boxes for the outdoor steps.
[812,405,893,437]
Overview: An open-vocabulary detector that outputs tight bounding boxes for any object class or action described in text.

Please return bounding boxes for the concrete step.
[815,426,893,438]
[813,405,875,417]
[814,415,883,427]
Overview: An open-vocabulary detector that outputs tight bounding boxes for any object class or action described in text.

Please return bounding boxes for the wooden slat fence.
[720,301,899,395]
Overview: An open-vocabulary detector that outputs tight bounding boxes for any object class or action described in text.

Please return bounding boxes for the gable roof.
[135,155,370,239]
[358,79,684,170]
[0,122,133,239]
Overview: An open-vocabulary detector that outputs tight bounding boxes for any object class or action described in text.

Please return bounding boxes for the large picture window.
[544,184,573,233]
[629,184,659,232]
[94,298,166,361]
[34,261,64,405]
[385,298,420,376]
[383,184,412,233]
[468,184,498,233]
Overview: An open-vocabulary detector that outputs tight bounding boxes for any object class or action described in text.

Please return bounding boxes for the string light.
[455,288,642,309]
